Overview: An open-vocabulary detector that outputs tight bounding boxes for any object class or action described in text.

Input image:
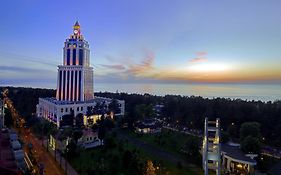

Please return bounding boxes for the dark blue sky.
[1,0,281,88]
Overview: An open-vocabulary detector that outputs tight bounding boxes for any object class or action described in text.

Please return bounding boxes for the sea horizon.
[2,82,281,102]
[95,83,281,102]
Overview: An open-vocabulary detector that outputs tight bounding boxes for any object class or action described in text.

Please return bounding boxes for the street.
[3,91,64,175]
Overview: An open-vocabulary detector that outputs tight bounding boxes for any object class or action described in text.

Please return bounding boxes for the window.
[61,108,63,113]
[81,107,83,111]
[66,49,70,65]
[77,107,79,111]
[79,49,83,65]
[66,108,68,112]
[73,49,76,65]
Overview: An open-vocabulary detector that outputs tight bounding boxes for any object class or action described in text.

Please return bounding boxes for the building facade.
[56,21,93,102]
[36,22,125,127]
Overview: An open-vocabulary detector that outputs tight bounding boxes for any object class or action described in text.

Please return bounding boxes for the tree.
[98,125,106,145]
[108,99,121,114]
[58,127,73,141]
[134,104,156,120]
[4,108,13,128]
[66,140,77,158]
[240,122,261,141]
[227,124,238,139]
[221,131,230,143]
[122,150,132,168]
[241,136,261,154]
[183,137,200,157]
[104,118,115,130]
[91,123,98,132]
[144,160,156,175]
[75,113,84,128]
[72,129,83,143]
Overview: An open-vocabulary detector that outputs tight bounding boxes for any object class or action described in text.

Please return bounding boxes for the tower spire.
[73,21,81,35]
[74,21,80,27]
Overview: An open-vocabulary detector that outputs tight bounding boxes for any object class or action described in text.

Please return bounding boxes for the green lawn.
[124,128,202,162]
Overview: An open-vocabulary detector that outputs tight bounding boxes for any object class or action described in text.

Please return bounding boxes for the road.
[3,90,64,175]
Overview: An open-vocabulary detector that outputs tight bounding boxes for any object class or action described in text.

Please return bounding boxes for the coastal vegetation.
[1,86,281,147]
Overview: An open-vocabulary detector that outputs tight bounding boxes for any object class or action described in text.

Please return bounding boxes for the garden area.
[122,128,202,164]
[69,131,204,175]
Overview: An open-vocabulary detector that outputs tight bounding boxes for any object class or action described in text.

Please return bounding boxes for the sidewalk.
[43,140,78,175]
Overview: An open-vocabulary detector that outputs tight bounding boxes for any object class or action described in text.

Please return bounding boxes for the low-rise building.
[37,97,125,127]
[78,129,100,149]
[135,119,162,134]
[221,143,257,175]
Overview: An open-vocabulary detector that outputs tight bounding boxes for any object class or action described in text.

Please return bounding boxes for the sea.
[94,83,281,102]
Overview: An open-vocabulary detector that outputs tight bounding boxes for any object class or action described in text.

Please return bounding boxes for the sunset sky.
[1,0,281,88]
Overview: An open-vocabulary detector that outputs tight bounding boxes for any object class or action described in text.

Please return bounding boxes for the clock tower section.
[56,21,94,102]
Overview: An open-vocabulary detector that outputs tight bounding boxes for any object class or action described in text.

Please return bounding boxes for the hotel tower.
[56,21,93,101]
[37,22,125,127]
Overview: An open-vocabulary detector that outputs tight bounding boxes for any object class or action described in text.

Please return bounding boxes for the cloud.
[0,66,54,73]
[99,64,126,70]
[189,57,208,63]
[0,51,59,67]
[127,49,155,75]
[196,51,207,57]
[189,51,208,63]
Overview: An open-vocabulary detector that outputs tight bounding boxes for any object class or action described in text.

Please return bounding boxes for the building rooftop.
[40,96,121,106]
[221,143,257,164]
[0,129,21,175]
[135,119,162,129]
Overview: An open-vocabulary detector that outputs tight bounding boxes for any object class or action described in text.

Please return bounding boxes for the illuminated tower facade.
[202,118,221,175]
[56,21,94,101]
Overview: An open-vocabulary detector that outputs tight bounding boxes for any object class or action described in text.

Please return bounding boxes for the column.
[64,70,67,101]
[81,70,84,101]
[68,70,72,101]
[56,69,60,100]
[63,48,67,65]
[72,70,75,101]
[226,158,230,171]
[70,48,73,65]
[75,70,78,101]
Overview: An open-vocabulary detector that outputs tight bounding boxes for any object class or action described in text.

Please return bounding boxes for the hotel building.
[36,22,125,127]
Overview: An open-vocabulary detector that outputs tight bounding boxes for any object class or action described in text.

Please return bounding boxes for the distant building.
[78,129,100,149]
[49,128,100,151]
[135,118,162,134]
[36,22,125,127]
